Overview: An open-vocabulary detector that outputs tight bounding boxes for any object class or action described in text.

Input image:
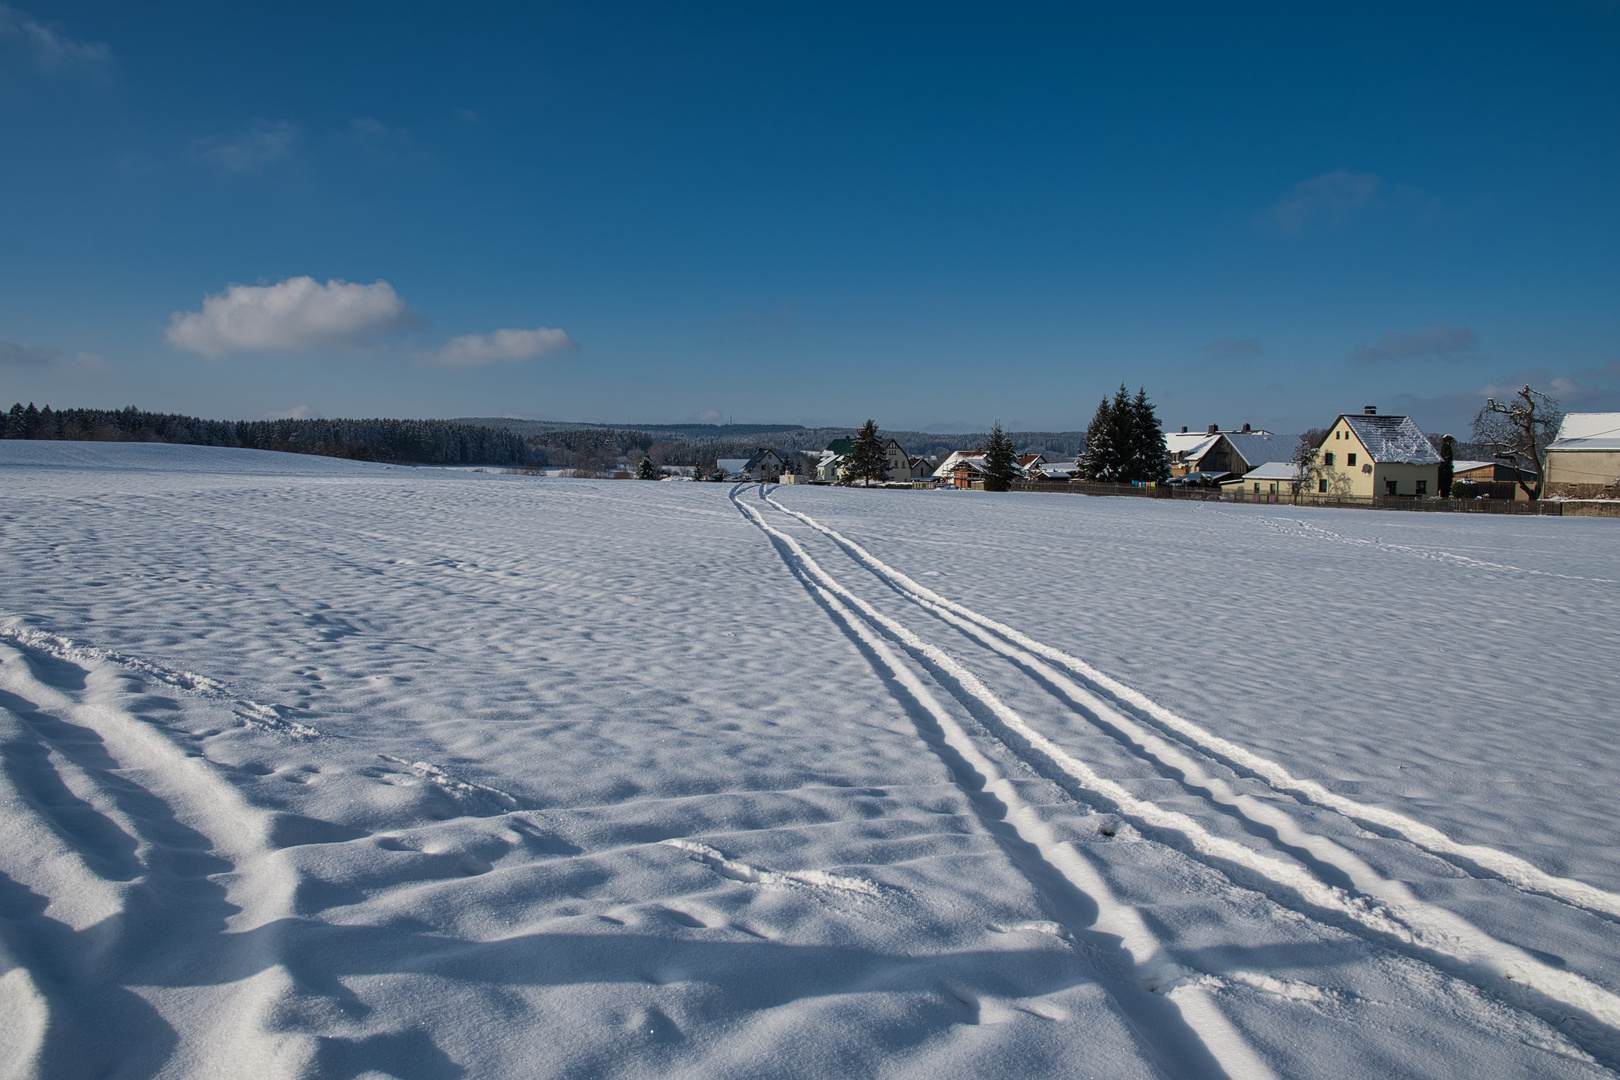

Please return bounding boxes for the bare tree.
[1473,385,1562,500]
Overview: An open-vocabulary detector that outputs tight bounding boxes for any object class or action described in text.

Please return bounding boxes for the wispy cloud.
[0,4,111,71]
[195,120,301,175]
[1353,322,1478,363]
[167,277,410,357]
[1267,169,1383,236]
[427,327,576,369]
[1206,337,1260,359]
[0,336,103,370]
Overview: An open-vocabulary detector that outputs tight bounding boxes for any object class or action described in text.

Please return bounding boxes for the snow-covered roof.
[1548,412,1620,452]
[1340,414,1442,464]
[932,450,986,477]
[1238,461,1302,481]
[1223,432,1293,471]
[1165,433,1220,460]
[1450,459,1495,473]
[716,458,750,474]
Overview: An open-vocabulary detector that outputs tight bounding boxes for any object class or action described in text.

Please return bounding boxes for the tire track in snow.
[731,486,1277,1080]
[765,491,1620,920]
[756,487,1620,1067]
[0,638,309,1077]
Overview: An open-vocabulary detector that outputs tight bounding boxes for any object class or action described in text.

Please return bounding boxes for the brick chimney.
[1364,406,1377,415]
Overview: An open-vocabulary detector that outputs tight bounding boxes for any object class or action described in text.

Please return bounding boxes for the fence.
[1008,480,1577,515]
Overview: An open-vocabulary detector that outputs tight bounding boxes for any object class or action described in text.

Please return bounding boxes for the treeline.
[1,403,527,466]
[481,419,1087,469]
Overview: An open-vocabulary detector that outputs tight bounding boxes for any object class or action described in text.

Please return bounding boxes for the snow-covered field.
[2,441,1618,1079]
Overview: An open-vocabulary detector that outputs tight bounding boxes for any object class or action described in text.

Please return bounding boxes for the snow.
[1549,413,1620,452]
[1342,414,1444,465]
[1237,461,1302,481]
[2,441,1619,1079]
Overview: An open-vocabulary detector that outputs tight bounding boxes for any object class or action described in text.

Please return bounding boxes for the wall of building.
[1546,450,1620,487]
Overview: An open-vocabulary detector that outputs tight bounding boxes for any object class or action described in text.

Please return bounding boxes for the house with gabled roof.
[1544,413,1620,494]
[1165,424,1284,479]
[1314,407,1441,498]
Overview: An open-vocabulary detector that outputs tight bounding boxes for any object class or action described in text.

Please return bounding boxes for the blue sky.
[2,2,1617,435]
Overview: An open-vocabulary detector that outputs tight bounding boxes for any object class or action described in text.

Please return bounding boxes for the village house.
[1543,413,1620,496]
[717,449,786,481]
[1314,408,1441,498]
[931,450,987,487]
[1221,461,1302,499]
[1449,460,1536,501]
[1165,424,1285,482]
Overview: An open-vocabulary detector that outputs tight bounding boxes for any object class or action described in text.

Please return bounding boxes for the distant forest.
[0,402,1086,470]
[1,403,528,466]
[455,416,1089,470]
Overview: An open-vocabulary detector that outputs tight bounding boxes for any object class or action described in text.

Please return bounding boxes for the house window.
[1319,479,1327,493]
[1415,479,1427,495]
[1385,479,1398,496]
[1254,483,1261,492]
[1324,452,1334,466]
[1347,453,1357,466]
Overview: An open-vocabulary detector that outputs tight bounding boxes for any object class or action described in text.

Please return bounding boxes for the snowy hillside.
[1,442,1618,1079]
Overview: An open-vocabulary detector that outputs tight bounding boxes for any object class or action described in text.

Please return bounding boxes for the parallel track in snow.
[739,484,1620,1072]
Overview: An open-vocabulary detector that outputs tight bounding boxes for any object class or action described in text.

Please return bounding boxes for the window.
[1323,452,1334,466]
[1385,479,1398,496]
[1415,479,1427,496]
[1347,453,1357,466]
[1318,479,1327,493]
[1254,483,1261,492]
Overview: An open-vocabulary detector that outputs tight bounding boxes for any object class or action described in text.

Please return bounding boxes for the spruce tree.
[1078,395,1113,481]
[1082,386,1134,482]
[1127,387,1169,483]
[982,421,1018,491]
[1438,434,1455,498]
[635,456,659,480]
[847,420,888,486]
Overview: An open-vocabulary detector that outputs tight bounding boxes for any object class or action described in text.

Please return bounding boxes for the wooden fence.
[1008,481,1575,515]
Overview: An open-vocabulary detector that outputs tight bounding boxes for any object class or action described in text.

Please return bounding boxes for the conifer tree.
[982,421,1018,491]
[635,456,659,480]
[1438,434,1456,498]
[846,420,888,486]
[1081,386,1134,481]
[1127,387,1169,483]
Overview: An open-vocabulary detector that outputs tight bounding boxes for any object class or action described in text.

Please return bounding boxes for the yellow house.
[1314,408,1442,498]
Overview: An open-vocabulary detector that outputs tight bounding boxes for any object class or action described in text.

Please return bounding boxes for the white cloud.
[1268,170,1383,236]
[0,4,111,70]
[428,327,575,368]
[167,276,409,358]
[1353,322,1478,363]
[264,404,314,420]
[196,120,300,174]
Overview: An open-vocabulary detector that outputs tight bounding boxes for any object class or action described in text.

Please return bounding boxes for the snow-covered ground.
[2,441,1618,1079]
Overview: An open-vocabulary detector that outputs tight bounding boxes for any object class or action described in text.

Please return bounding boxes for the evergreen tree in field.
[1126,387,1169,483]
[1080,385,1132,481]
[846,420,888,486]
[982,421,1018,491]
[635,456,659,480]
[1438,434,1456,497]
